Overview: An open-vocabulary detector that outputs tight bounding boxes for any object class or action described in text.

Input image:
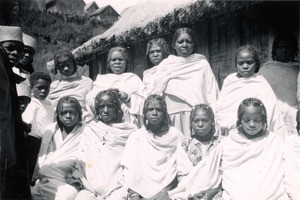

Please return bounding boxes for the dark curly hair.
[29,71,51,88]
[56,96,82,130]
[94,89,124,123]
[54,50,77,75]
[145,37,171,68]
[235,45,261,73]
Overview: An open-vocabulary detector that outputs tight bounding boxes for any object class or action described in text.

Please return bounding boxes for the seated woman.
[144,27,219,137]
[31,96,84,199]
[214,45,285,137]
[48,50,93,120]
[120,94,185,200]
[170,98,290,200]
[259,32,299,135]
[85,46,147,126]
[143,37,170,89]
[73,89,137,200]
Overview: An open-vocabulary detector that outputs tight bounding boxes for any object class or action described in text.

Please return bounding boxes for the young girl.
[144,27,219,137]
[22,71,54,182]
[214,45,285,137]
[170,98,290,200]
[48,50,93,120]
[31,96,85,199]
[85,46,147,126]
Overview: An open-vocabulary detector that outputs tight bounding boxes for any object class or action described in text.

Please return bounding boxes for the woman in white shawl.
[259,33,299,135]
[120,94,184,200]
[214,45,285,137]
[48,50,93,120]
[85,46,147,126]
[169,98,291,200]
[31,96,85,200]
[144,27,219,137]
[73,89,137,200]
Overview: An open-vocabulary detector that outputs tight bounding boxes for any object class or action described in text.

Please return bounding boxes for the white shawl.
[143,54,219,106]
[214,73,285,137]
[170,130,289,200]
[85,73,147,118]
[76,120,137,197]
[121,126,182,199]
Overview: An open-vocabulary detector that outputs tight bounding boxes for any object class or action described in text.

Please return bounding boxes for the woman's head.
[172,27,196,57]
[271,33,298,62]
[236,98,267,139]
[54,50,77,77]
[107,46,129,74]
[190,104,215,141]
[235,45,261,77]
[94,89,124,124]
[143,94,170,133]
[56,96,82,131]
[146,38,171,67]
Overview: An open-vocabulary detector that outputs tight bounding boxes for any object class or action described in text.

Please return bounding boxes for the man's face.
[1,41,24,65]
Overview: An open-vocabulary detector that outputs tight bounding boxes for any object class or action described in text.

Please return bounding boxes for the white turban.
[23,33,37,49]
[0,25,23,43]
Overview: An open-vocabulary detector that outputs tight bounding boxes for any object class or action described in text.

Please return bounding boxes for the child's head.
[236,98,267,139]
[94,89,124,124]
[54,50,77,77]
[172,27,196,58]
[235,45,260,77]
[271,32,298,62]
[106,46,129,74]
[146,38,171,67]
[29,71,51,100]
[16,81,31,114]
[56,96,82,131]
[190,104,215,142]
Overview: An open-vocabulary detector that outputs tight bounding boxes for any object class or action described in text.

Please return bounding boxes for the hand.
[119,91,130,102]
[130,195,141,200]
[192,192,207,200]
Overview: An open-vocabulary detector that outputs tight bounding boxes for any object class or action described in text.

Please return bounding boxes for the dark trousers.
[25,135,41,184]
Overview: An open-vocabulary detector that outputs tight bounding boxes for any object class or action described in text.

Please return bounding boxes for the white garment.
[22,97,54,139]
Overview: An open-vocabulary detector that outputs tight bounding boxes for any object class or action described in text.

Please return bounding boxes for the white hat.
[16,81,31,98]
[0,25,23,43]
[23,33,37,49]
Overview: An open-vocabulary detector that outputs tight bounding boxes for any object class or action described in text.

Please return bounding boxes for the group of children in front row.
[16,27,299,200]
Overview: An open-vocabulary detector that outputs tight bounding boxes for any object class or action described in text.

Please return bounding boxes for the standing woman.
[120,94,185,200]
[143,37,171,91]
[85,46,147,126]
[48,50,93,120]
[144,27,219,137]
[31,96,85,199]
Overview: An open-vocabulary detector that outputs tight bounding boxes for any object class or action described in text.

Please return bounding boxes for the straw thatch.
[73,0,259,63]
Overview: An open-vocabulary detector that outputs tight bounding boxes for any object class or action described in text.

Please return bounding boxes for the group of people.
[1,24,299,200]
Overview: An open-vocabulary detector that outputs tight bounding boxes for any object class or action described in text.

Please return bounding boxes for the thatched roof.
[73,0,260,63]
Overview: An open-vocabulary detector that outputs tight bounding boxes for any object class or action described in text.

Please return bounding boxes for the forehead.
[242,106,262,117]
[147,99,163,108]
[61,102,77,110]
[1,41,23,49]
[111,51,124,58]
[193,109,209,118]
[150,45,162,51]
[176,33,192,41]
[237,50,254,59]
[34,78,50,86]
[98,94,115,103]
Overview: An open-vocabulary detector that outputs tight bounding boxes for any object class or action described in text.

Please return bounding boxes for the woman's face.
[1,41,23,65]
[58,58,75,77]
[149,45,163,66]
[174,33,194,58]
[240,106,263,136]
[145,100,164,126]
[19,46,35,66]
[191,109,212,137]
[58,103,79,128]
[109,51,126,74]
[275,40,294,62]
[97,94,117,124]
[236,50,256,77]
